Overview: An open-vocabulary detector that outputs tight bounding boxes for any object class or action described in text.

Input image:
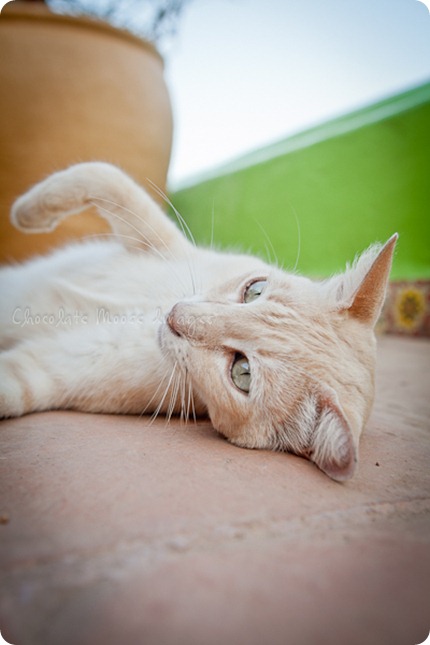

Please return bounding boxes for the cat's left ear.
[334,233,398,326]
[299,387,357,481]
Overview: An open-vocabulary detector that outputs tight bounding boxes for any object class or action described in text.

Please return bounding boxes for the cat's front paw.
[0,378,26,419]
[11,167,87,233]
[0,355,31,418]
[11,187,63,233]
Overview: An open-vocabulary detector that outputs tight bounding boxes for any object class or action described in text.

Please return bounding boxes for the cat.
[0,162,397,481]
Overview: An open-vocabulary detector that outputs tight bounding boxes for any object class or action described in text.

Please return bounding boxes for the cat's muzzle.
[166,304,183,337]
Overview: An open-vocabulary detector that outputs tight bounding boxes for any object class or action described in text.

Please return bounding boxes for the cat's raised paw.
[11,190,63,233]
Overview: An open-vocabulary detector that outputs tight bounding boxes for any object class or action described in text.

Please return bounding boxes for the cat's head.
[161,234,397,482]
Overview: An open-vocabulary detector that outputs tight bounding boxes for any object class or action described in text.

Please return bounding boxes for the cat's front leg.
[11,162,192,258]
[0,324,167,419]
[0,335,92,418]
[0,364,27,418]
[0,346,55,418]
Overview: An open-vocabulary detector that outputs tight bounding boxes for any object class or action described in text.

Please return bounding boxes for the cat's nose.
[166,301,218,344]
[166,304,182,337]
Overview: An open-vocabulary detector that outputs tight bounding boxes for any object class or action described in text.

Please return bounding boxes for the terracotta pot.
[0,0,173,263]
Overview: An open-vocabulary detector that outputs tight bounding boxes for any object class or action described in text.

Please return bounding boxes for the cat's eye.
[243,279,267,303]
[231,353,251,393]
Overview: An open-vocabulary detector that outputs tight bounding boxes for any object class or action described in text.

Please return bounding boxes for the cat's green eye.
[231,353,251,393]
[243,279,267,303]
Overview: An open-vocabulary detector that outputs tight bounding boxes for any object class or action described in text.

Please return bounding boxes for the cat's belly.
[0,242,197,348]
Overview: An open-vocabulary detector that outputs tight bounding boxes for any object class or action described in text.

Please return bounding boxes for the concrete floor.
[1,335,429,645]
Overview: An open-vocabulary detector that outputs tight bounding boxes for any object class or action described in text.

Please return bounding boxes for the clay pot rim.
[1,0,164,65]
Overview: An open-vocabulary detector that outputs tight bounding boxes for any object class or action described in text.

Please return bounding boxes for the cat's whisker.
[84,232,152,253]
[253,219,280,268]
[88,201,189,294]
[286,199,301,274]
[144,180,199,296]
[167,370,181,423]
[89,195,178,261]
[139,383,166,419]
[177,373,185,420]
[140,361,174,419]
[186,379,194,424]
[149,363,178,426]
[183,369,190,424]
[263,242,273,266]
[145,179,197,248]
[188,375,197,425]
[179,372,186,423]
[89,197,161,248]
[85,228,174,270]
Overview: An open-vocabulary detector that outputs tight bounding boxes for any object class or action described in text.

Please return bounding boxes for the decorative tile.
[377,281,430,337]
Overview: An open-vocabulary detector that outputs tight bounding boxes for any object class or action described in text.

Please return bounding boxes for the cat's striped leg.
[11,162,192,258]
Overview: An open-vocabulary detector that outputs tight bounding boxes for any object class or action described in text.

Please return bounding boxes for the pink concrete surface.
[1,335,429,645]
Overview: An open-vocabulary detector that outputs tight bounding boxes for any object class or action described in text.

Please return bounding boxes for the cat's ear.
[330,234,398,326]
[299,388,357,481]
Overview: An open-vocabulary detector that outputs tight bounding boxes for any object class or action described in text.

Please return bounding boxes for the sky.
[163,0,430,188]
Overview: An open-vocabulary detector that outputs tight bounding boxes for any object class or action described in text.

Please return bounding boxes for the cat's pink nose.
[166,305,182,337]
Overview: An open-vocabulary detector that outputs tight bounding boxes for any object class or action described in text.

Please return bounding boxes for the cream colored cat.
[0,162,397,481]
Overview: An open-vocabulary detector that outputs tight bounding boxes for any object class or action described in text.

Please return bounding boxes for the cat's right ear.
[329,234,398,327]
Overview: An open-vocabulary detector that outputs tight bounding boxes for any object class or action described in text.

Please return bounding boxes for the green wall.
[172,83,430,280]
